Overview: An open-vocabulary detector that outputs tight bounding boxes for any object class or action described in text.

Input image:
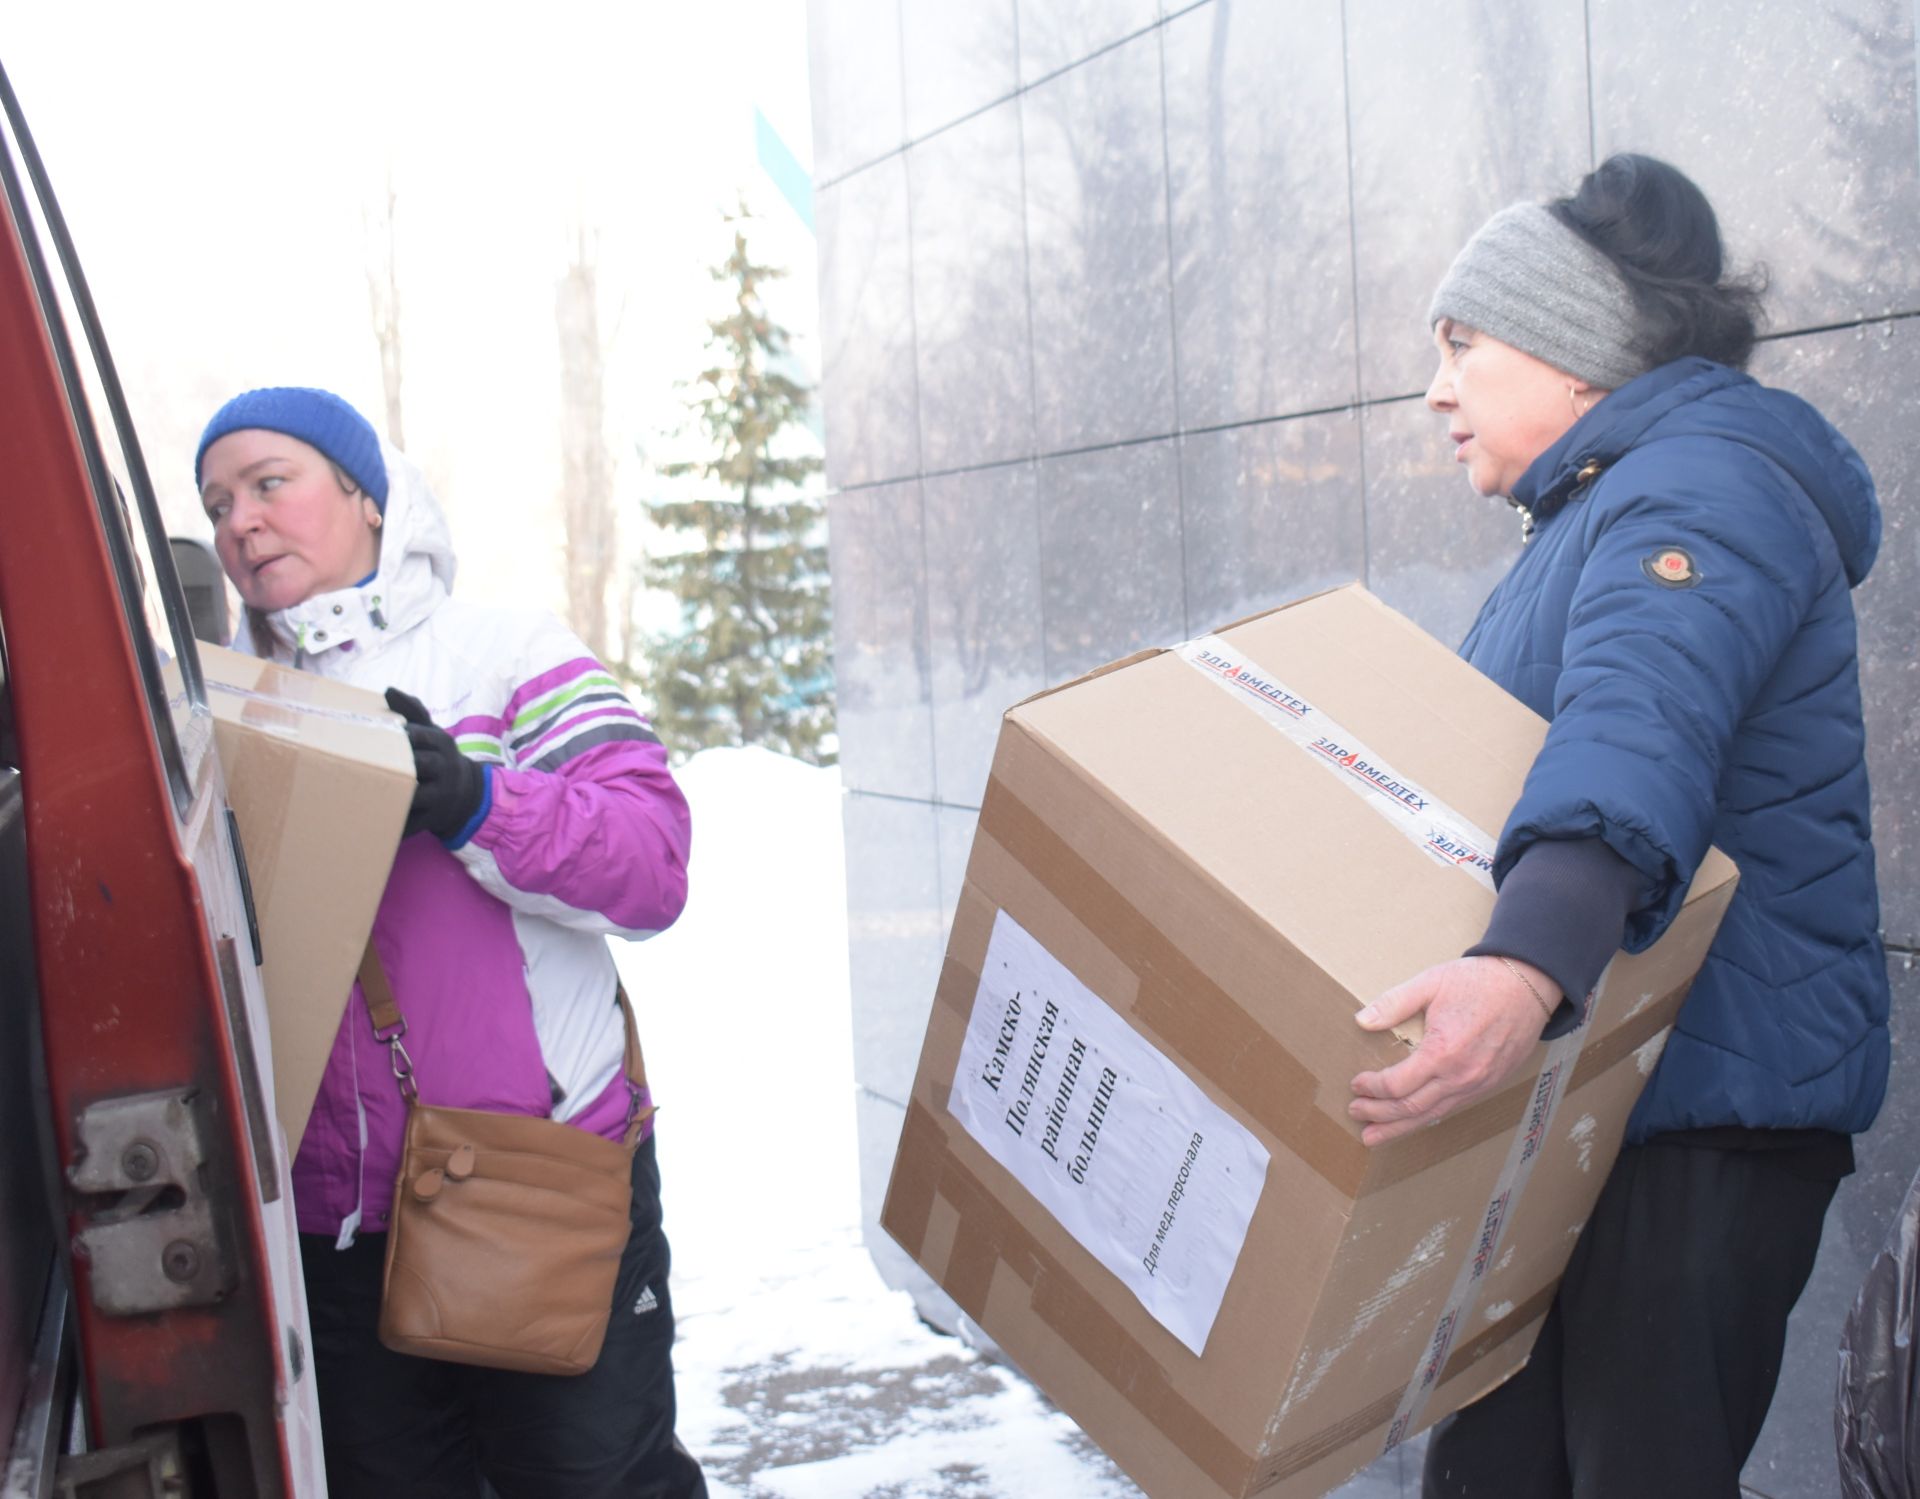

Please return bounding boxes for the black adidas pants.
[1423,1133,1843,1499]
[300,1134,708,1499]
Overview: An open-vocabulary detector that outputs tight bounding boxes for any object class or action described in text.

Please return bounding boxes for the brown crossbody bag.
[358,942,654,1376]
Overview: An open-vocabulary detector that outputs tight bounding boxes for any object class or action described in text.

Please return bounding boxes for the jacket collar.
[274,578,396,657]
[1509,358,1747,536]
[1506,356,1881,584]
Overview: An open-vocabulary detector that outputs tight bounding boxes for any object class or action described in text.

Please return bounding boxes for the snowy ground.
[612,748,1415,1498]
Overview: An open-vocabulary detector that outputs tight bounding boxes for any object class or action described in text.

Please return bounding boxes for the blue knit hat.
[195,387,389,511]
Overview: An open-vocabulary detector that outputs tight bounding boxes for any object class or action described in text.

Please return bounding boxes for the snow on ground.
[611,748,1137,1498]
[612,747,1412,1499]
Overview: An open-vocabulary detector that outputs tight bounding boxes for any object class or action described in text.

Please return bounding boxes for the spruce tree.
[641,218,832,763]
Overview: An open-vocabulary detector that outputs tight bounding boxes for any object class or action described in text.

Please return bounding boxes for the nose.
[1424,361,1454,413]
[224,489,267,538]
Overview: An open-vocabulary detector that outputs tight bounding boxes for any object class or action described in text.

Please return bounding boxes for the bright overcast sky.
[4,2,818,618]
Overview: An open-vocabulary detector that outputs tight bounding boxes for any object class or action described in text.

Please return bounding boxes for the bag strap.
[358,941,653,1139]
[614,982,656,1147]
[359,941,417,1101]
[358,942,403,1032]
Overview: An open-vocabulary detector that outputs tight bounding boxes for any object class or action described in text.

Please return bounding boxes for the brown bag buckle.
[367,1010,419,1102]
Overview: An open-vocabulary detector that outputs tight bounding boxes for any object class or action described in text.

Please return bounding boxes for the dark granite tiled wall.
[809,3,1920,1493]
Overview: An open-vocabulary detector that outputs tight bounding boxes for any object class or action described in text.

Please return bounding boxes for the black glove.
[385,687,488,842]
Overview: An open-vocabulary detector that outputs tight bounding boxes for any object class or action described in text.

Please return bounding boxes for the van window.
[0,76,201,811]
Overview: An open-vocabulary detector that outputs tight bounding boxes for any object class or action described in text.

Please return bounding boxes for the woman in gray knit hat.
[1346,155,1889,1497]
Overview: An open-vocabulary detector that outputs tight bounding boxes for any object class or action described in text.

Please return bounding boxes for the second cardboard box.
[884,583,1737,1498]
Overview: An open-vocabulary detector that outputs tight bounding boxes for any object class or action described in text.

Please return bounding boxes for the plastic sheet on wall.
[1838,1165,1920,1498]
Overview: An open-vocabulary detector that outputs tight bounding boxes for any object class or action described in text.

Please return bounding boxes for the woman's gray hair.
[1428,203,1651,389]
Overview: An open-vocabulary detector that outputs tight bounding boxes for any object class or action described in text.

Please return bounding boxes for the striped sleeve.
[501,659,661,769]
[448,621,689,939]
[448,658,662,768]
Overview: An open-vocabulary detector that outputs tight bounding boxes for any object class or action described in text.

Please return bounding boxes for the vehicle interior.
[0,613,72,1494]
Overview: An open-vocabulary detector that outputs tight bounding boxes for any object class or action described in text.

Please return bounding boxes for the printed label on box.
[948,908,1270,1356]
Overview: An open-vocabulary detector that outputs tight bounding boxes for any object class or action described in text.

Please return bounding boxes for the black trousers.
[1423,1136,1842,1499]
[300,1135,708,1499]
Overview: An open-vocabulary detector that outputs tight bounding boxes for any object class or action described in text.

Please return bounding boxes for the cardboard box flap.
[994,707,1430,1065]
[1009,598,1513,1013]
[1199,577,1367,641]
[197,644,413,1152]
[207,658,415,758]
[1010,645,1168,713]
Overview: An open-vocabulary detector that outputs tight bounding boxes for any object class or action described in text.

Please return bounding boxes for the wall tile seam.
[819,307,1920,499]
[855,1082,913,1112]
[822,397,1387,497]
[892,29,941,811]
[813,5,1201,193]
[844,799,984,824]
[1754,308,1920,343]
[1011,1,1049,689]
[1581,0,1598,172]
[1336,0,1371,588]
[841,786,980,812]
[1152,18,1193,638]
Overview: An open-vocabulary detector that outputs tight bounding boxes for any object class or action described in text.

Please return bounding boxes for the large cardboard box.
[883,584,1737,1499]
[197,644,413,1153]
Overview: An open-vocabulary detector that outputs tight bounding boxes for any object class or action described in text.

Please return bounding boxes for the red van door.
[0,59,324,1499]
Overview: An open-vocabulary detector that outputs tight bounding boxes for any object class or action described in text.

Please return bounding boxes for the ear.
[1567,379,1608,421]
[362,495,385,530]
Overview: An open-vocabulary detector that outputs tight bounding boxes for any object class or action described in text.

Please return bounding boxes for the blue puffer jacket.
[1460,357,1889,1142]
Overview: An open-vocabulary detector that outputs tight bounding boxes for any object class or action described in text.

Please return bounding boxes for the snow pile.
[613,746,1137,1497]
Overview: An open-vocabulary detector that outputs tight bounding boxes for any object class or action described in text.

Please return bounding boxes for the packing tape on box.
[1377,967,1603,1449]
[1174,637,1499,890]
[1257,1278,1561,1488]
[889,1100,1259,1493]
[210,679,403,734]
[1174,633,1608,1452]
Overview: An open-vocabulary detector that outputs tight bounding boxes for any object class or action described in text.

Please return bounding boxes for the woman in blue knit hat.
[198,388,389,624]
[1345,156,1889,1498]
[197,387,709,1499]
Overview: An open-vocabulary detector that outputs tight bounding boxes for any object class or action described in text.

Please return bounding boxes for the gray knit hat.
[1427,203,1650,390]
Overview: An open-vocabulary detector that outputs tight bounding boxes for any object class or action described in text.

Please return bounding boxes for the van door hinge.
[54,1430,187,1497]
[69,1090,234,1316]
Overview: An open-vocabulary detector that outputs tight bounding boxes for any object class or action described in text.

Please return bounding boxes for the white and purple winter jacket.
[235,447,691,1244]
